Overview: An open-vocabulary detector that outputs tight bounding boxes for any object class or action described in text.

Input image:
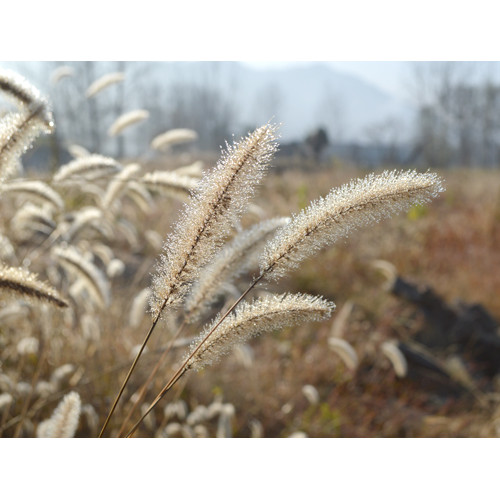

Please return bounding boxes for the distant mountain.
[151,61,416,143]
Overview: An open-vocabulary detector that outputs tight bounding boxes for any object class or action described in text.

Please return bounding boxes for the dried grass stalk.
[0,264,67,308]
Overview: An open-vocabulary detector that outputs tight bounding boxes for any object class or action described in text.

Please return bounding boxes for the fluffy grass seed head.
[53,154,121,183]
[12,202,56,241]
[102,163,141,210]
[108,109,149,137]
[53,245,110,308]
[0,68,52,122]
[186,293,334,371]
[67,143,90,159]
[36,391,81,438]
[50,66,75,85]
[0,264,68,308]
[381,341,408,377]
[172,160,204,178]
[0,70,53,181]
[328,337,359,371]
[0,111,53,182]
[184,216,290,322]
[85,72,125,98]
[0,179,64,211]
[151,128,198,151]
[260,169,444,281]
[149,123,279,316]
[141,170,199,201]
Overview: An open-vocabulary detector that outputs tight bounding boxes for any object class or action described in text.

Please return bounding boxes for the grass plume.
[85,72,125,98]
[184,216,290,322]
[260,170,444,281]
[0,264,68,308]
[149,123,279,315]
[108,109,149,137]
[36,391,81,438]
[186,293,335,371]
[53,154,121,183]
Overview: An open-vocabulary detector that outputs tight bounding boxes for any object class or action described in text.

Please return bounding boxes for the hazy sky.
[242,61,413,99]
[242,61,500,101]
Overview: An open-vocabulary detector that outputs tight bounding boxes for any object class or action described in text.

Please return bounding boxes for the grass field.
[1,150,499,437]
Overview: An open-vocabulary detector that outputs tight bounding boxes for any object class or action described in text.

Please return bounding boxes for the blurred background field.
[1,61,500,438]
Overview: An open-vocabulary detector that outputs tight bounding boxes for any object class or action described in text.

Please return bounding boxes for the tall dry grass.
[4,67,496,439]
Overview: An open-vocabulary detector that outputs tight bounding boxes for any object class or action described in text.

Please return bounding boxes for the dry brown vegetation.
[1,69,499,438]
[2,161,499,437]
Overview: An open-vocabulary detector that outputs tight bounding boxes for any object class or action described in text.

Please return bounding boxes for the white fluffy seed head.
[172,161,204,178]
[67,143,90,159]
[0,70,53,181]
[184,216,290,322]
[0,264,68,308]
[102,163,141,210]
[302,385,320,405]
[0,392,14,411]
[36,391,81,438]
[261,170,444,281]
[53,245,110,308]
[0,180,64,211]
[0,112,53,182]
[381,341,407,377]
[328,337,359,371]
[151,128,198,151]
[53,154,121,183]
[108,109,149,137]
[17,336,39,356]
[51,66,75,85]
[186,293,334,371]
[0,68,52,122]
[85,72,125,98]
[149,123,279,317]
[141,170,199,201]
[129,287,151,328]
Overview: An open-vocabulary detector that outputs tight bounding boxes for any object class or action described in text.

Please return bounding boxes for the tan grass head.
[0,264,68,308]
[260,170,444,281]
[185,293,335,371]
[149,123,279,317]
